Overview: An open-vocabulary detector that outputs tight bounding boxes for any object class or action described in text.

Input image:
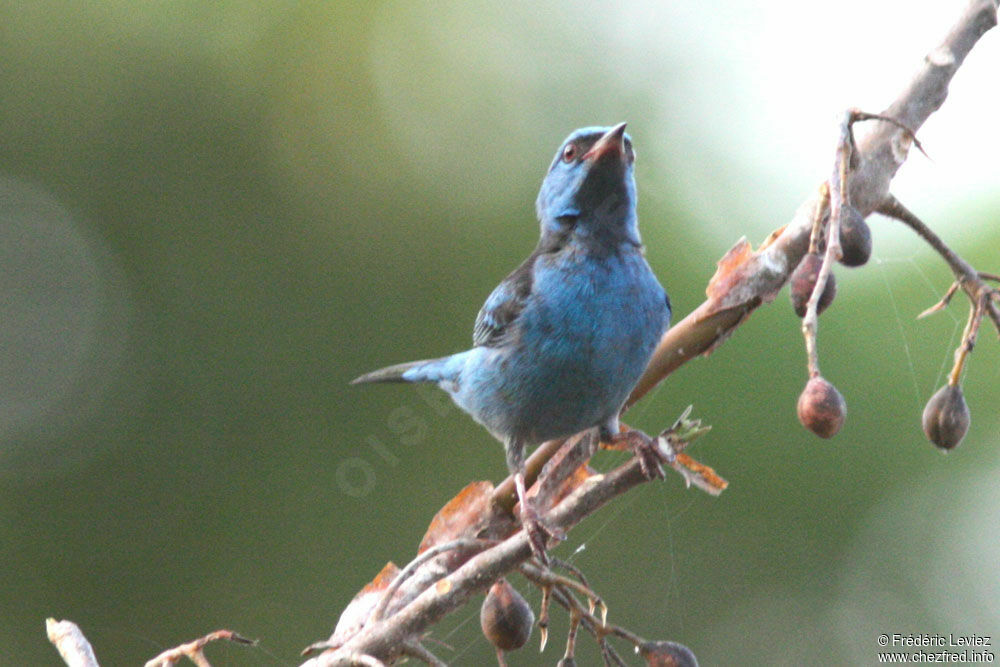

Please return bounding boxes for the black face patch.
[555,133,605,169]
[571,134,603,159]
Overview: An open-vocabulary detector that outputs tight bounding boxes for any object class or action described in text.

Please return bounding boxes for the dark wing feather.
[472,250,541,348]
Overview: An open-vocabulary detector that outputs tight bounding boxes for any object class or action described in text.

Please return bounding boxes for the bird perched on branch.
[352,123,670,560]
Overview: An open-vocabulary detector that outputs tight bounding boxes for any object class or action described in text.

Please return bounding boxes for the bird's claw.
[636,441,667,480]
[521,499,566,565]
[514,472,565,564]
[607,429,666,480]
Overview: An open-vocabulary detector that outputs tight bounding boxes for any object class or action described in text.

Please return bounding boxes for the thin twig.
[600,640,629,667]
[549,556,592,591]
[949,294,986,386]
[918,281,961,319]
[538,584,552,652]
[47,619,99,667]
[876,194,1000,336]
[371,539,494,622]
[877,195,979,285]
[144,630,256,667]
[544,582,644,665]
[400,640,447,666]
[519,562,606,624]
[565,608,581,663]
[807,183,831,255]
[802,109,858,377]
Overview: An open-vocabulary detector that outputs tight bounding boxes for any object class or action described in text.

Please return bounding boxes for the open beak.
[582,122,627,162]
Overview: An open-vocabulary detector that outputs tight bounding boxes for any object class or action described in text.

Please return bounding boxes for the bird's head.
[535,123,639,247]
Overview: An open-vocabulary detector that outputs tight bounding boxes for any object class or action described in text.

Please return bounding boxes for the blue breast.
[453,245,668,445]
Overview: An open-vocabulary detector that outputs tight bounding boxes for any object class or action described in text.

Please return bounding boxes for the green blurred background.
[1,1,997,665]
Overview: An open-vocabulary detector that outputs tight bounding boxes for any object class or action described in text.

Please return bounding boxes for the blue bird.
[352,123,671,559]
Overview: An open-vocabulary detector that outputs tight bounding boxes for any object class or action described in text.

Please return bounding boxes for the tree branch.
[877,194,1000,335]
[307,460,646,665]
[303,1,999,663]
[628,0,998,406]
[47,619,99,667]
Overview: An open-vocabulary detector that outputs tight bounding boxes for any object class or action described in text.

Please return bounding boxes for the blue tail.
[350,354,463,385]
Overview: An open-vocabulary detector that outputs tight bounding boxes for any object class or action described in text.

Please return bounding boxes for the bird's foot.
[605,429,666,480]
[520,501,566,565]
[514,473,565,564]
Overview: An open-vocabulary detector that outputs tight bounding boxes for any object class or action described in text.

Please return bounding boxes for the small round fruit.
[638,640,699,667]
[839,205,873,267]
[480,579,534,652]
[790,253,836,317]
[797,375,847,438]
[921,384,970,450]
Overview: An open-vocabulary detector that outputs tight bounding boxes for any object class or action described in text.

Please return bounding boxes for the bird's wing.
[472,250,541,348]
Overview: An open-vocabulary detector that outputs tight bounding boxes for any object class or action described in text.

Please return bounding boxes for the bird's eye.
[561,143,577,163]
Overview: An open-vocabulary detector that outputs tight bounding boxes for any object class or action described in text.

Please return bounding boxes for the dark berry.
[638,640,699,667]
[791,253,836,317]
[480,579,534,652]
[839,205,873,267]
[922,384,970,450]
[797,375,847,438]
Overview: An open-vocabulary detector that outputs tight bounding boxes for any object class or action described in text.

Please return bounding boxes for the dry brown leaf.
[328,562,401,649]
[418,480,494,553]
[705,237,754,301]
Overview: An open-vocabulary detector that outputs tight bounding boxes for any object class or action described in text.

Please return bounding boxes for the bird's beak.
[582,122,627,162]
